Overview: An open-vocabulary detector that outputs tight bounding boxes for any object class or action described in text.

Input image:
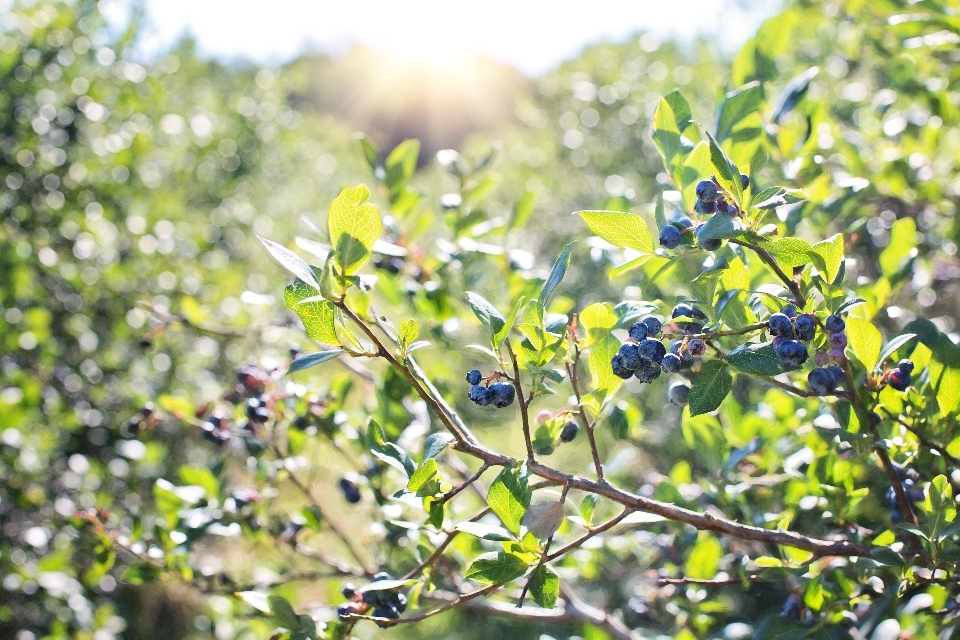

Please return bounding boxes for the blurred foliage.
[1,1,960,640]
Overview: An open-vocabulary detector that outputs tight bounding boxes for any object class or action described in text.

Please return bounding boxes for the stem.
[517,484,568,608]
[657,575,760,586]
[757,375,822,398]
[400,507,491,580]
[349,583,503,626]
[663,321,769,340]
[547,507,634,561]
[882,408,960,466]
[505,339,535,463]
[438,463,490,505]
[730,239,806,307]
[567,355,604,482]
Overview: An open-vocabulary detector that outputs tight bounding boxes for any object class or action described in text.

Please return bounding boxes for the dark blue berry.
[637,339,666,363]
[781,304,797,319]
[372,606,399,627]
[671,303,693,320]
[670,340,696,366]
[628,321,648,342]
[465,369,482,385]
[698,236,722,251]
[611,354,633,379]
[807,367,838,395]
[469,385,492,406]
[667,383,690,406]
[794,314,816,341]
[825,314,845,333]
[696,179,718,201]
[675,216,694,230]
[341,584,358,599]
[560,420,579,442]
[659,225,681,249]
[775,340,808,369]
[740,174,750,190]
[687,339,706,356]
[768,313,794,338]
[897,359,915,376]
[887,369,910,391]
[489,383,516,408]
[695,199,717,215]
[673,304,706,332]
[392,593,407,613]
[634,360,661,383]
[825,365,846,386]
[661,353,682,373]
[373,572,392,582]
[618,343,643,370]
[338,477,361,504]
[641,317,662,336]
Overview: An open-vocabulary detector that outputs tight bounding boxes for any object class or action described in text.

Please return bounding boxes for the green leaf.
[285,279,339,346]
[589,334,624,396]
[367,420,416,477]
[697,122,742,206]
[879,217,917,277]
[772,67,818,123]
[725,341,783,377]
[467,291,506,343]
[694,213,746,241]
[877,333,917,366]
[529,565,560,609]
[579,302,618,346]
[809,234,844,283]
[423,433,454,460]
[487,465,532,535]
[751,186,806,210]
[153,479,183,528]
[267,595,300,631]
[454,522,515,541]
[328,184,382,275]
[384,139,420,198]
[399,318,419,349]
[577,211,653,254]
[464,552,529,584]
[259,237,320,290]
[355,133,379,171]
[685,532,722,579]
[178,466,220,498]
[653,96,683,170]
[764,238,813,269]
[846,317,882,370]
[287,349,346,374]
[509,191,536,231]
[715,81,763,142]
[407,459,439,496]
[580,494,599,526]
[539,242,575,312]
[688,360,732,417]
[495,296,526,347]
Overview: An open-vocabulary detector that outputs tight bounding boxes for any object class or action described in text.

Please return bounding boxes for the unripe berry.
[829,332,847,349]
[687,339,706,357]
[535,410,553,424]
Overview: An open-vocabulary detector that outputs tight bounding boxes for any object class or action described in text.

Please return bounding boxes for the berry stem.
[730,239,807,307]
[505,339,536,463]
[437,463,490,506]
[662,321,768,340]
[566,355,605,482]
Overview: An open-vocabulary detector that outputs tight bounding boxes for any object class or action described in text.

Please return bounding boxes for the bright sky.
[126,0,781,76]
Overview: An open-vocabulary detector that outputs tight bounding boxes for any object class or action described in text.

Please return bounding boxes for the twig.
[517,484,569,607]
[560,583,640,640]
[567,343,604,481]
[881,408,960,466]
[657,575,759,586]
[347,583,503,626]
[547,507,635,561]
[757,375,822,398]
[663,321,769,340]
[438,463,490,505]
[730,239,806,307]
[505,339,535,463]
[400,507,491,580]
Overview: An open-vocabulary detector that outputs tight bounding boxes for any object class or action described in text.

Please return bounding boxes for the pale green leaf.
[578,211,653,254]
[328,184,382,275]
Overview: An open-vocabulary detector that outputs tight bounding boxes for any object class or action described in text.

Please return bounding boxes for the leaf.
[267,595,300,631]
[688,360,732,417]
[529,565,560,609]
[772,67,818,123]
[487,465,532,535]
[522,501,565,540]
[509,191,536,231]
[580,494,599,526]
[178,466,220,498]
[579,302,618,346]
[367,421,416,478]
[454,522,515,541]
[258,237,320,290]
[809,234,844,283]
[764,238,813,269]
[685,533,723,579]
[464,552,529,584]
[846,317,882,370]
[399,318,419,349]
[384,139,420,198]
[495,296,526,347]
[877,333,917,366]
[725,342,783,377]
[467,291,506,343]
[589,334,624,396]
[879,217,917,277]
[577,211,653,254]
[287,349,346,374]
[716,81,764,142]
[423,433,454,460]
[328,184,382,275]
[237,591,271,614]
[695,214,746,241]
[407,459,439,496]
[284,279,339,346]
[355,133,379,171]
[358,579,417,593]
[750,187,805,210]
[539,241,575,312]
[697,122,742,206]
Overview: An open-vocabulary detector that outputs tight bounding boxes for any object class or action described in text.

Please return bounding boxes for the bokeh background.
[2,0,960,639]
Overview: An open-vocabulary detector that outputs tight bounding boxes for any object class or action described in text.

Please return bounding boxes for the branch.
[663,321,769,340]
[547,507,635,561]
[347,583,503,626]
[438,463,490,505]
[730,239,806,307]
[400,507,491,580]
[505,339,535,463]
[882,408,960,466]
[657,575,759,586]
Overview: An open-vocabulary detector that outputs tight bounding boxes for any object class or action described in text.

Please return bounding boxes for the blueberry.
[338,477,362,504]
[659,225,681,249]
[687,339,706,357]
[392,592,407,613]
[338,602,360,618]
[825,365,846,387]
[372,606,399,626]
[672,303,693,320]
[341,583,358,599]
[775,340,808,369]
[695,199,717,215]
[661,353,682,373]
[373,572,393,582]
[698,236,722,251]
[807,367,838,395]
[667,383,690,406]
[560,420,579,443]
[469,385,492,406]
[628,321,648,342]
[246,397,269,424]
[611,354,634,379]
[675,217,694,230]
[618,343,643,370]
[781,304,797,319]
[829,332,847,349]
[794,314,816,341]
[897,359,915,376]
[641,317,662,336]
[489,383,516,408]
[825,314,845,333]
[696,179,718,201]
[673,304,707,332]
[887,369,910,391]
[740,173,750,190]
[465,369,482,385]
[634,360,662,383]
[768,313,794,338]
[637,339,666,363]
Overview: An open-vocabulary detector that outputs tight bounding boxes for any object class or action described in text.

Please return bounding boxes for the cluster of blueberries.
[609,305,715,406]
[658,176,750,252]
[465,369,516,408]
[884,359,915,391]
[338,573,406,627]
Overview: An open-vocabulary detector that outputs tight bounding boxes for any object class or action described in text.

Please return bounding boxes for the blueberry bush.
[4,1,960,640]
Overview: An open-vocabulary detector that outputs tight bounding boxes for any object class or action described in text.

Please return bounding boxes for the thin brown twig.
[400,507,491,580]
[438,463,490,505]
[505,339,535,463]
[663,321,769,340]
[347,583,503,626]
[730,239,806,307]
[567,350,604,481]
[547,507,635,561]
